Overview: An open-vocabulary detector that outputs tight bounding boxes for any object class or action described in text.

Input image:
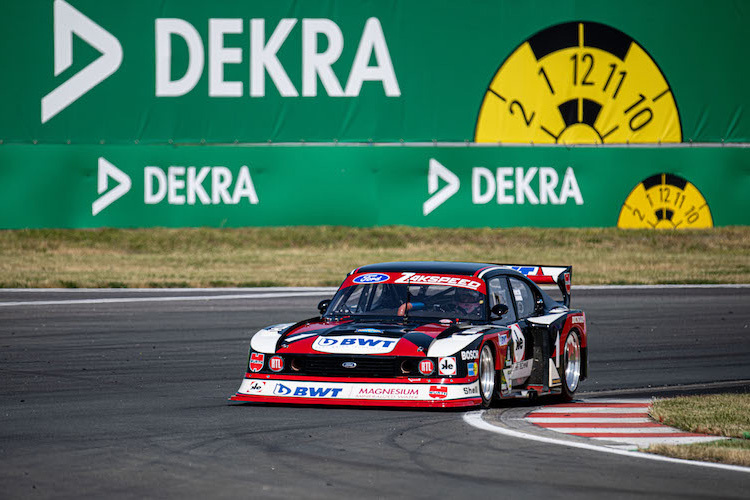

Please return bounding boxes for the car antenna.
[403,275,411,323]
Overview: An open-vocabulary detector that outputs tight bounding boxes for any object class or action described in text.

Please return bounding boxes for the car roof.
[353,261,504,277]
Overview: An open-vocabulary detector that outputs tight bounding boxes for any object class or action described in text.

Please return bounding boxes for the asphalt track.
[1,287,749,499]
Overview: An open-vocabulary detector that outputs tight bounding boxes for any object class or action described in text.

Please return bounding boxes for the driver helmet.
[456,288,481,313]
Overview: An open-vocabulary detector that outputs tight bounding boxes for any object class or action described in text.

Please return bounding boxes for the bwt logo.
[273,383,344,398]
[318,337,396,348]
[312,335,398,354]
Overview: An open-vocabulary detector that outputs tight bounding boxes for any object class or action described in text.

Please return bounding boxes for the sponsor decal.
[474,22,681,146]
[352,273,390,284]
[571,315,585,324]
[460,349,479,361]
[463,385,479,396]
[341,361,357,369]
[617,174,712,229]
[42,5,401,122]
[429,385,448,399]
[564,272,571,294]
[506,359,533,379]
[356,387,420,399]
[248,380,266,393]
[472,166,583,206]
[497,334,508,345]
[92,158,131,216]
[418,359,435,375]
[312,335,398,354]
[510,324,525,363]
[438,356,457,376]
[42,0,123,123]
[249,352,265,372]
[273,383,344,398]
[549,363,561,387]
[269,356,284,372]
[467,362,478,377]
[394,272,482,290]
[356,328,383,334]
[92,161,261,216]
[423,158,460,216]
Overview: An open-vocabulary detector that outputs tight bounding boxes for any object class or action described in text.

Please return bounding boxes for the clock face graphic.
[617,173,713,229]
[475,22,682,144]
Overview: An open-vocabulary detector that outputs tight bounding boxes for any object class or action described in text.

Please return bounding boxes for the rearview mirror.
[490,303,509,319]
[318,299,331,316]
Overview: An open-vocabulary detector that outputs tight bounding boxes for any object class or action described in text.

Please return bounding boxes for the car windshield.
[326,283,487,321]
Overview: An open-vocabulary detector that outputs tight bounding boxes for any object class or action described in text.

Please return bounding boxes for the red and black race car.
[231,262,587,408]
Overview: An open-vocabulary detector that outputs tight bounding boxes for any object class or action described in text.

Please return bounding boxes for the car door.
[508,276,542,363]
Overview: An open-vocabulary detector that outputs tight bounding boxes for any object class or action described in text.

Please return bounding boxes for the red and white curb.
[526,398,722,449]
[463,399,750,474]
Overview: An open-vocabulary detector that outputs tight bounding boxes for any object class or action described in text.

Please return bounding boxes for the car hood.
[250,319,500,357]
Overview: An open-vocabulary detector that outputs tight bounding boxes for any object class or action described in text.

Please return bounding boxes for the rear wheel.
[478,344,496,408]
[560,331,581,402]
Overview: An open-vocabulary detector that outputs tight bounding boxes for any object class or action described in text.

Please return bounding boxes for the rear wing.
[500,265,572,307]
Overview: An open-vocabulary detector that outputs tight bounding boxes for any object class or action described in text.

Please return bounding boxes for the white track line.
[526,417,653,423]
[528,407,649,413]
[463,412,750,474]
[0,291,333,307]
[0,287,338,293]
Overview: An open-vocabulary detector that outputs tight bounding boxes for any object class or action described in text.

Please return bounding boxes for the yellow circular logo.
[617,173,713,229]
[475,22,682,144]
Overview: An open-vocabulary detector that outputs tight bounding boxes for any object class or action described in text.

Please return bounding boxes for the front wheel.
[478,344,496,408]
[560,331,582,402]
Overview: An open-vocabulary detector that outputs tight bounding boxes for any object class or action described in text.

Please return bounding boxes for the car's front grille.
[302,356,400,377]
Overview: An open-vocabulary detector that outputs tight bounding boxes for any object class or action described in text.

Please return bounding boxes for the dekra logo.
[92,158,260,216]
[42,1,399,122]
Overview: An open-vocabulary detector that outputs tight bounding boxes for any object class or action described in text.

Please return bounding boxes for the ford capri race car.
[231,262,588,408]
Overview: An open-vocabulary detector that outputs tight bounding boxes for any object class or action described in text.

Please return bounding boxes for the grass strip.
[0,226,748,288]
[645,393,750,467]
[647,440,750,467]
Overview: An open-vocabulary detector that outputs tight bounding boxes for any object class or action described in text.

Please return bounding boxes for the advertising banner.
[0,145,746,229]
[1,0,748,145]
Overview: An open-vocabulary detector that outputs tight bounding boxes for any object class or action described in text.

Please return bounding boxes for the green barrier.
[0,145,746,229]
[1,0,748,144]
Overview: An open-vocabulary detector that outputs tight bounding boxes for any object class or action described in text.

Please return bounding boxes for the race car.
[231,262,587,408]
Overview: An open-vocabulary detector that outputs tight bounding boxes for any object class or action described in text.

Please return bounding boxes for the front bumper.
[230,374,482,408]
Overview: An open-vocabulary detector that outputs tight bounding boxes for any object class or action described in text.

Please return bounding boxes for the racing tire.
[478,344,496,409]
[560,330,582,402]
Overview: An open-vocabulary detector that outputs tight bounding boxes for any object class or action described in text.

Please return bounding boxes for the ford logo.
[352,273,389,284]
[341,362,357,369]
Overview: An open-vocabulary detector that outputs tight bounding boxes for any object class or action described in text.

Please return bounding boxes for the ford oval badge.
[342,361,357,369]
[352,273,389,284]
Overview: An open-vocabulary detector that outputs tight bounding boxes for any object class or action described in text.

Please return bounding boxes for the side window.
[488,277,517,324]
[509,277,536,319]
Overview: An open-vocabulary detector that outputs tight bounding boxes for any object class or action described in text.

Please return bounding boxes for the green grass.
[0,226,748,288]
[650,394,750,438]
[647,439,750,467]
[645,393,750,467]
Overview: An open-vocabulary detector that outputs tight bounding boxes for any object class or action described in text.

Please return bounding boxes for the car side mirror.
[490,303,509,319]
[318,299,331,316]
[535,296,545,313]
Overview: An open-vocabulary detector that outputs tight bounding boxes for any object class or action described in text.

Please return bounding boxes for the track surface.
[1,288,748,498]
